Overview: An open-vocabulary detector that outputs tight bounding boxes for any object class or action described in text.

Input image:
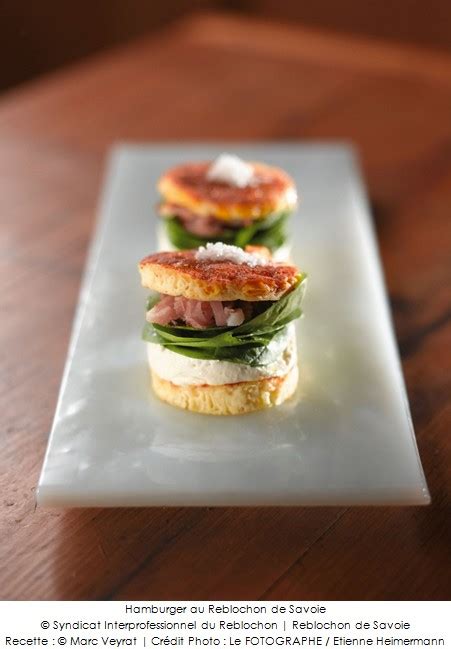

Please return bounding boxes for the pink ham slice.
[210,301,228,326]
[147,295,247,329]
[173,296,185,319]
[146,304,175,325]
[187,300,214,328]
[160,203,246,238]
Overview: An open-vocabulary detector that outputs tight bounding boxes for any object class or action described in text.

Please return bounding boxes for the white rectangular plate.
[38,144,430,506]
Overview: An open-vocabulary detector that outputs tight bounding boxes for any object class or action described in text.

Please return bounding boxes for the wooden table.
[1,12,450,600]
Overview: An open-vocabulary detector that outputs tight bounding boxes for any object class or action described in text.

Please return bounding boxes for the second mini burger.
[157,153,298,260]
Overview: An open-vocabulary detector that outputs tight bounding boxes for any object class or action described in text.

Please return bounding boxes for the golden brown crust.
[150,365,299,415]
[158,161,297,222]
[139,249,299,301]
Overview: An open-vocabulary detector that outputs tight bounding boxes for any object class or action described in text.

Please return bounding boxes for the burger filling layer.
[160,203,291,252]
[142,275,306,368]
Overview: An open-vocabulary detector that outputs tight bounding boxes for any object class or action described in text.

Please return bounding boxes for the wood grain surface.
[0,12,450,600]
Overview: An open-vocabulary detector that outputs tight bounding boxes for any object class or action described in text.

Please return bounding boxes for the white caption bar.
[0,602,449,647]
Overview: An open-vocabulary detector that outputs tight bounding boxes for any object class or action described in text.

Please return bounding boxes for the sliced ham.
[173,296,185,319]
[210,301,228,326]
[160,202,246,238]
[158,294,176,308]
[146,303,176,325]
[187,301,214,328]
[184,299,196,326]
[147,294,252,329]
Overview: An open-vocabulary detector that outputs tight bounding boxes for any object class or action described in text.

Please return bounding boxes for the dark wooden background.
[2,1,451,90]
[0,12,450,600]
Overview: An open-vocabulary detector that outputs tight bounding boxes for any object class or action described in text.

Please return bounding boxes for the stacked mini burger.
[157,153,298,260]
[139,243,306,415]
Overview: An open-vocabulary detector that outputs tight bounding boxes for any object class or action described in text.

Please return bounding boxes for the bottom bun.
[150,364,299,415]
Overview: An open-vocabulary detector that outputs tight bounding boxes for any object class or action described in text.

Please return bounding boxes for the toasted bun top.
[158,161,297,222]
[139,250,299,301]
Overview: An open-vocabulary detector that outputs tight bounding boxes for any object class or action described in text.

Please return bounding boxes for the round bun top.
[158,161,297,222]
[139,248,300,301]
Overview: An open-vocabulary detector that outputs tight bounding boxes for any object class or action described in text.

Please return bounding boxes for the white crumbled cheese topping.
[195,242,268,266]
[206,153,254,187]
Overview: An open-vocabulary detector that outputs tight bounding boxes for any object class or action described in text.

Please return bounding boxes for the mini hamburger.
[157,153,298,260]
[139,242,307,415]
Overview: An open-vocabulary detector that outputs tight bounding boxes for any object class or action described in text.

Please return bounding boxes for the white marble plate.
[37,144,430,506]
